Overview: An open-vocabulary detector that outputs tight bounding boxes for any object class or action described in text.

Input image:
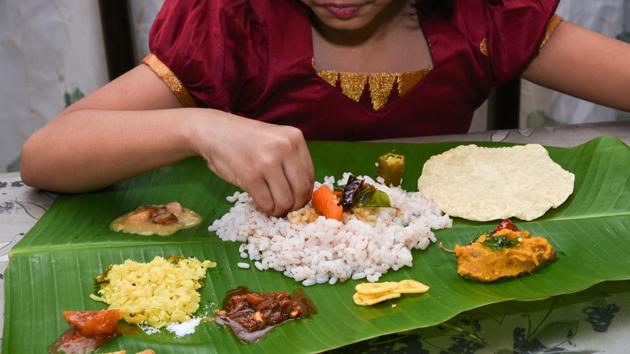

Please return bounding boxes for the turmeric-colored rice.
[90,256,216,328]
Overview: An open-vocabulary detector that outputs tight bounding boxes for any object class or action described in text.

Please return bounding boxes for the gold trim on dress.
[369,74,397,111]
[398,70,429,96]
[540,15,564,50]
[479,37,489,56]
[316,68,431,111]
[317,71,338,88]
[142,53,196,107]
[339,72,368,102]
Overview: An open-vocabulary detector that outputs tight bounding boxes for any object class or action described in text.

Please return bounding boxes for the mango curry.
[454,219,556,282]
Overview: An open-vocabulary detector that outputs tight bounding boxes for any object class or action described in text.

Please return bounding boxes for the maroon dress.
[145,0,561,140]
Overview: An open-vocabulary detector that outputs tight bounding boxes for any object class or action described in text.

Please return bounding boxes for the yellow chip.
[353,279,430,306]
[353,291,401,306]
[355,282,399,295]
[395,280,430,294]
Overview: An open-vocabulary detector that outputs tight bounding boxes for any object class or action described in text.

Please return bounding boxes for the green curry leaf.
[353,184,391,208]
[482,236,520,250]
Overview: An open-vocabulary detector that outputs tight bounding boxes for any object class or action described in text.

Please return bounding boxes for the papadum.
[417,144,574,221]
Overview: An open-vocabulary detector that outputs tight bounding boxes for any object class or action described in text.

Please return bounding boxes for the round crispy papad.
[417,144,575,221]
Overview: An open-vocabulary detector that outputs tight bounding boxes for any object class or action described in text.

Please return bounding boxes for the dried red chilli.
[340,175,364,211]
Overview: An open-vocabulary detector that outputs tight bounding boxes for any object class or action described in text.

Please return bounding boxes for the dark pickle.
[216,287,315,343]
[341,175,365,210]
[377,152,405,187]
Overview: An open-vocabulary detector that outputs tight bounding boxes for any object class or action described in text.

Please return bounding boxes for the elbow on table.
[19,132,74,193]
[20,132,108,194]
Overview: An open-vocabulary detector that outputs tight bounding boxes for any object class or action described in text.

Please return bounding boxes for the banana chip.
[353,279,430,306]
[353,292,401,306]
[355,282,399,295]
[395,280,430,294]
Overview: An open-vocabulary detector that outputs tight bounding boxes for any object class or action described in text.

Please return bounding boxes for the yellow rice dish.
[90,256,216,328]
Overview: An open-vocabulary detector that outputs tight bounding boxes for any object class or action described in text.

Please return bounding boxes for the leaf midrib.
[11,137,629,257]
[11,209,630,256]
[9,239,215,256]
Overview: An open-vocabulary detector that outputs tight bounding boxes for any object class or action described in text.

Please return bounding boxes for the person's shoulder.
[154,0,267,24]
[149,0,272,48]
[447,0,559,25]
[447,0,561,84]
[155,0,307,30]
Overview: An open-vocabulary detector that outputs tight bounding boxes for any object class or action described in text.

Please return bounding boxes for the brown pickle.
[377,152,405,186]
[216,287,315,343]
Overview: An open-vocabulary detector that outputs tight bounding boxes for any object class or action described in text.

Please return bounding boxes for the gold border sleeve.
[540,15,564,50]
[142,54,196,108]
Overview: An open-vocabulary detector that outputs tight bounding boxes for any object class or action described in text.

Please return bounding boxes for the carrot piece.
[312,185,343,221]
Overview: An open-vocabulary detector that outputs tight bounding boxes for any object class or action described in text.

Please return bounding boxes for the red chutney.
[50,310,121,354]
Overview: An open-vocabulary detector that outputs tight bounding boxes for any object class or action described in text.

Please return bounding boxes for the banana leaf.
[4,136,630,354]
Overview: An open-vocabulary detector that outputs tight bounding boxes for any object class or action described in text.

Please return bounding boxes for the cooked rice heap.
[209,173,452,285]
[90,256,216,328]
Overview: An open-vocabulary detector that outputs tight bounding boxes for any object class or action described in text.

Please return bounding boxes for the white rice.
[209,173,452,284]
[237,262,250,269]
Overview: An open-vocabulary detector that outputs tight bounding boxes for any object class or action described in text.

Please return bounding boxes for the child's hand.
[190,110,315,216]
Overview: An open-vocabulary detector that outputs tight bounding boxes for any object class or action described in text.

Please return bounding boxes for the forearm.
[21,108,210,192]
